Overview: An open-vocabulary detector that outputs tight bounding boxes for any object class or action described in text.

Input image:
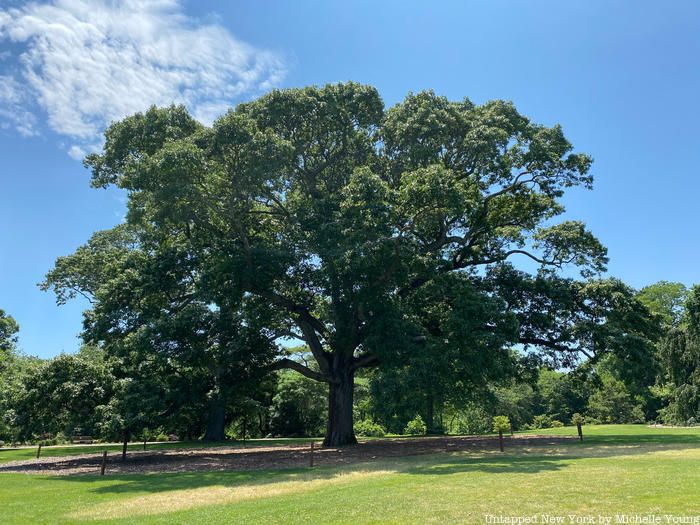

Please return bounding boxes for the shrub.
[492,415,511,433]
[571,413,585,426]
[155,433,168,442]
[404,415,427,436]
[531,415,553,429]
[550,420,564,428]
[630,406,646,424]
[355,419,386,438]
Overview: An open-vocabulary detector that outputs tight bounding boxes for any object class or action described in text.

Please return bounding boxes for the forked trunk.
[323,364,357,447]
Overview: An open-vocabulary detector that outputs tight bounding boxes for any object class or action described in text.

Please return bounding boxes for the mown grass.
[1,425,698,524]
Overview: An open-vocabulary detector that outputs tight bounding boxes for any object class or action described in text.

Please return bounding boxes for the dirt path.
[0,434,574,476]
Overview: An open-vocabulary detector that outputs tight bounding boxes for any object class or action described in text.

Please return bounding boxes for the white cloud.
[0,0,285,154]
[0,75,38,137]
[67,145,87,161]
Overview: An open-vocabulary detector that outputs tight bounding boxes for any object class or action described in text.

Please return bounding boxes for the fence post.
[36,444,42,459]
[100,450,107,475]
[310,441,315,467]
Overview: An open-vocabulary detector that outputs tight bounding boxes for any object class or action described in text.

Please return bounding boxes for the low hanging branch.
[269,357,335,384]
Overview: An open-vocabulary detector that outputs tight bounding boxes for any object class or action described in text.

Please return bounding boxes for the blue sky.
[1,0,699,358]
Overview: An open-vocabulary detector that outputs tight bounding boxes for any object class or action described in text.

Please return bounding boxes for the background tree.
[13,346,114,441]
[637,281,688,328]
[0,309,19,366]
[43,223,278,441]
[0,310,42,444]
[268,370,327,437]
[657,285,700,424]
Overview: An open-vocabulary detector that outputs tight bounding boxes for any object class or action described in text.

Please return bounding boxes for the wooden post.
[576,422,583,441]
[310,441,315,467]
[498,430,504,452]
[100,450,107,475]
[143,438,147,451]
[36,444,42,459]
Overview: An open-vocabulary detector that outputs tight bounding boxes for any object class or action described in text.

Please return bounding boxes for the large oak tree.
[46,83,613,446]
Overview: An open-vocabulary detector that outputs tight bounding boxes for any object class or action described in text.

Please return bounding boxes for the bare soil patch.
[0,434,574,476]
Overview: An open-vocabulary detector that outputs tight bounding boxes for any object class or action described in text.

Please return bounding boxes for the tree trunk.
[323,361,357,447]
[204,369,227,442]
[426,392,434,434]
[121,430,129,461]
[203,399,226,441]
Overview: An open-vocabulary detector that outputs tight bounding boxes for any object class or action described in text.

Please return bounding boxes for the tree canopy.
[43,83,647,446]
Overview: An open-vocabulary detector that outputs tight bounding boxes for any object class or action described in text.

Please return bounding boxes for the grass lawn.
[1,425,699,524]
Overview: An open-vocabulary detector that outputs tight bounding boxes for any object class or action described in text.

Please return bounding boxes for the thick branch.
[256,289,332,375]
[351,353,379,371]
[269,358,336,384]
[519,336,594,360]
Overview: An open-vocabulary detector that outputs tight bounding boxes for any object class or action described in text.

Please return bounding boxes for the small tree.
[572,412,584,441]
[404,415,427,436]
[492,415,511,452]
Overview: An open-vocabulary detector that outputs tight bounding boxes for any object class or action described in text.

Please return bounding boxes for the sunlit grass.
[1,425,699,524]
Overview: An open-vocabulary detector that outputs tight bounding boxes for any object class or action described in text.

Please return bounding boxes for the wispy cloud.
[0,75,38,137]
[0,0,285,155]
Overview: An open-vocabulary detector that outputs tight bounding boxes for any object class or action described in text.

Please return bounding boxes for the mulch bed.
[0,434,574,476]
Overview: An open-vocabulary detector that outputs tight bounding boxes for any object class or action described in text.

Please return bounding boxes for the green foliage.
[535,369,588,424]
[354,419,386,437]
[47,83,611,445]
[12,346,114,441]
[268,371,327,437]
[531,414,553,429]
[0,309,19,358]
[586,373,645,424]
[492,415,511,433]
[492,381,537,431]
[654,286,700,425]
[404,415,427,436]
[572,413,585,425]
[637,281,688,328]
[550,420,564,427]
[448,403,493,435]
